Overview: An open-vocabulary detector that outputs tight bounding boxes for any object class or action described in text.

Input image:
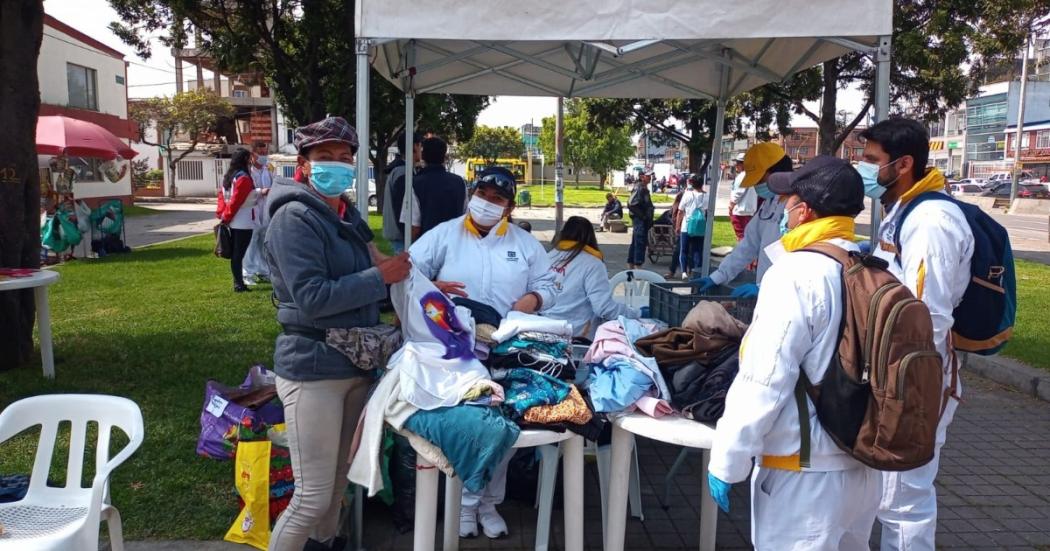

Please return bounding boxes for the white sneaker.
[459,506,479,538]
[478,504,508,539]
[681,272,690,281]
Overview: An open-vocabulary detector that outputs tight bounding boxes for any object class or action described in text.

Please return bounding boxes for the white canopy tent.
[354,0,893,277]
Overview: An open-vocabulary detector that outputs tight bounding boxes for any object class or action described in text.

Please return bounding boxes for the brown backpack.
[796,242,950,471]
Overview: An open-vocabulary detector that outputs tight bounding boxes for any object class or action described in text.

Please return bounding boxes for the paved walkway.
[124,202,217,249]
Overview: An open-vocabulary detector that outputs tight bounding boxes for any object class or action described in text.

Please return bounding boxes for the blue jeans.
[679,232,703,276]
[628,223,648,265]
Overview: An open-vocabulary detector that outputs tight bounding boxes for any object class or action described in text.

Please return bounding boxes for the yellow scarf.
[555,240,603,260]
[899,167,946,205]
[464,216,509,238]
[780,216,857,252]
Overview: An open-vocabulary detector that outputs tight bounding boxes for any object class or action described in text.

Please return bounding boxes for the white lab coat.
[709,197,784,286]
[873,193,972,551]
[730,172,757,216]
[409,215,558,317]
[709,238,880,550]
[541,249,639,339]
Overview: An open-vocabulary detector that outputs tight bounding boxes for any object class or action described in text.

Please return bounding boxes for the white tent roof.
[357,0,892,99]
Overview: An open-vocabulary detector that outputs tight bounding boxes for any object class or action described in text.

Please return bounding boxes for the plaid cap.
[768,155,865,216]
[293,116,359,154]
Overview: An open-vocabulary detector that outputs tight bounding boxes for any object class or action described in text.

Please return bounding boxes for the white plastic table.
[606,412,719,551]
[0,270,60,378]
[408,427,584,551]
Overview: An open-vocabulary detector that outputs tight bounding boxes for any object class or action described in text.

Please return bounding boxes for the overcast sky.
[46,0,866,131]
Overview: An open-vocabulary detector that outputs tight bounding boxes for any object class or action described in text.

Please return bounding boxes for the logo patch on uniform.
[506,251,519,261]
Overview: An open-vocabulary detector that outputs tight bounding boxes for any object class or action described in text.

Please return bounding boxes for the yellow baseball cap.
[740,143,787,188]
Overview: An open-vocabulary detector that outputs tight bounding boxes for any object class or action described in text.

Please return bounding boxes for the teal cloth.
[500,368,571,418]
[403,405,520,493]
[492,338,568,358]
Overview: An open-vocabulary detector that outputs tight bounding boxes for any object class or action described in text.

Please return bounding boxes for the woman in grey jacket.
[264,117,411,551]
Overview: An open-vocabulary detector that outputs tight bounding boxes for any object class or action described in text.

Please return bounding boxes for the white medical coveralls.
[243,163,274,280]
[541,249,639,339]
[707,197,785,287]
[873,191,972,551]
[409,214,559,511]
[709,238,881,550]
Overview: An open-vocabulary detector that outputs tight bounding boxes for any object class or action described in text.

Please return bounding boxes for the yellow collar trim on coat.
[555,240,604,260]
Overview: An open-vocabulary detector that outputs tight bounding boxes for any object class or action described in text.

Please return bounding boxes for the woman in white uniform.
[543,216,642,340]
[409,167,558,539]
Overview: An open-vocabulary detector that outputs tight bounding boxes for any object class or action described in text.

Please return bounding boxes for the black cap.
[475,167,517,200]
[767,156,865,216]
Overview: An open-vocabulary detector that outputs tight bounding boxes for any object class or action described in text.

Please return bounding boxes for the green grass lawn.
[0,214,388,540]
[523,184,676,207]
[123,204,160,217]
[999,258,1050,370]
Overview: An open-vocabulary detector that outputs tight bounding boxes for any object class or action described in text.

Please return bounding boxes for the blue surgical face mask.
[309,161,356,197]
[754,183,775,200]
[779,202,804,235]
[857,158,902,199]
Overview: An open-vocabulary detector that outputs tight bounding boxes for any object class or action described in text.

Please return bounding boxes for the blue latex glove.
[729,283,759,298]
[691,276,716,293]
[639,306,651,318]
[708,473,731,513]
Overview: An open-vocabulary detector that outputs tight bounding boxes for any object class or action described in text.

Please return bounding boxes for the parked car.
[956,178,986,187]
[981,182,1050,199]
[950,183,983,196]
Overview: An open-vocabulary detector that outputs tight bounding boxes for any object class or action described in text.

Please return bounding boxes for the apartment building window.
[1038,130,1050,149]
[67,63,98,111]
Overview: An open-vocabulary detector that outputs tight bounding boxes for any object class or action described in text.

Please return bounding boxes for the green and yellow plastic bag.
[224,440,273,550]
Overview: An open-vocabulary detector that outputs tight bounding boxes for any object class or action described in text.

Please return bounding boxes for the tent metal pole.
[355,38,371,216]
[555,97,565,234]
[404,41,417,250]
[701,58,730,277]
[870,35,891,245]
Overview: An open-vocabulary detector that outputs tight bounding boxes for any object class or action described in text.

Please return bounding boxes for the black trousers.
[230,228,253,286]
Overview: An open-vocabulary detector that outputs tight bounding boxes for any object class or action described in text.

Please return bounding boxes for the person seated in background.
[543,216,644,339]
[599,193,623,231]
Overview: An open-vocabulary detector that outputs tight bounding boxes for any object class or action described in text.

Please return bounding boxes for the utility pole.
[555,97,565,233]
[1011,27,1033,205]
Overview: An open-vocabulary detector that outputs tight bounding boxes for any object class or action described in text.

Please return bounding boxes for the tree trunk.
[167,151,178,198]
[372,151,388,213]
[599,173,606,190]
[817,60,840,156]
[0,0,44,369]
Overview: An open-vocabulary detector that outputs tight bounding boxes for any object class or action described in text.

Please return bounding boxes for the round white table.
[0,269,60,378]
[606,412,719,551]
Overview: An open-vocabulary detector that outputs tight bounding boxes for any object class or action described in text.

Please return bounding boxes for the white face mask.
[468,196,507,227]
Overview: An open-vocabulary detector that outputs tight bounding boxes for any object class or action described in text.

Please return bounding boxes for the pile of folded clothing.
[487,312,575,381]
[635,301,747,423]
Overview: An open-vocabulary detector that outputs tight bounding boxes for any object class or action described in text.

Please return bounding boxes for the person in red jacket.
[216,148,258,292]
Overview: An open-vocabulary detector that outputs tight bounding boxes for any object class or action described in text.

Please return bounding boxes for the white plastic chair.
[0,395,145,551]
[608,269,667,311]
[606,413,719,551]
[405,428,584,551]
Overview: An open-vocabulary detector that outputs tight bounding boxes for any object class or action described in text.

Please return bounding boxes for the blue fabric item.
[492,338,568,358]
[587,357,655,413]
[500,368,572,417]
[708,473,731,513]
[403,405,521,493]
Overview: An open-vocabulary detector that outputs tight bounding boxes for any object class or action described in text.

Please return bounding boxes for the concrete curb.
[960,352,1050,402]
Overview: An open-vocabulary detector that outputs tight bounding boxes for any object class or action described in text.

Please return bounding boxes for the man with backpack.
[707,157,883,549]
[860,118,1006,551]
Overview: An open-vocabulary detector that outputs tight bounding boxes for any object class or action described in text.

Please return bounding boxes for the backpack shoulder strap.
[892,192,950,261]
